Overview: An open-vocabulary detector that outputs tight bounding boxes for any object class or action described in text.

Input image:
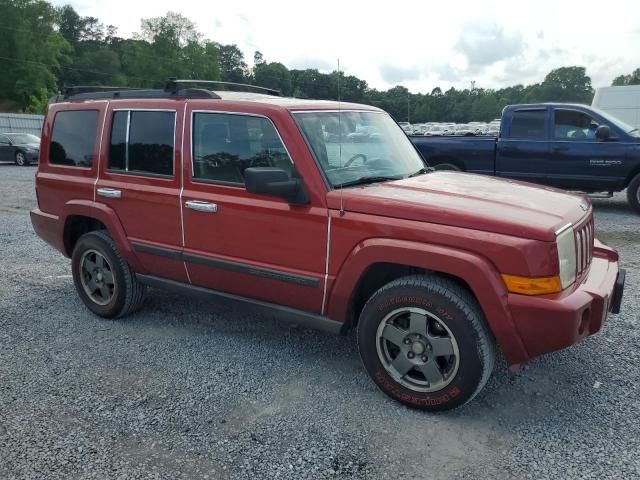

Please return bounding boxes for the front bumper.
[507,240,624,360]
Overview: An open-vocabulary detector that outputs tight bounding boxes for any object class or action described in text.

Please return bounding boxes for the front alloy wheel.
[357,274,495,411]
[376,307,459,393]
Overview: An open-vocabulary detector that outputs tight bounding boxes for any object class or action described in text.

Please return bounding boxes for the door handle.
[185,200,218,213]
[97,188,122,199]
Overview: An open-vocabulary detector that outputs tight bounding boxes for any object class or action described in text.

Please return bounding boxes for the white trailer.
[592,85,640,128]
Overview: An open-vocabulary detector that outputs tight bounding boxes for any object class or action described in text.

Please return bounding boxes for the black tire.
[627,173,640,214]
[71,230,145,318]
[15,151,28,166]
[357,274,494,411]
[433,163,461,171]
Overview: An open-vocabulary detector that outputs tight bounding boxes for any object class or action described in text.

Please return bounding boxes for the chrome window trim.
[189,109,295,184]
[290,109,383,114]
[107,108,177,177]
[321,214,332,315]
[180,102,192,284]
[94,101,110,202]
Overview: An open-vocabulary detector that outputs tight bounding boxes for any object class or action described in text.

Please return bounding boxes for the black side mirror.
[595,125,611,140]
[244,167,309,204]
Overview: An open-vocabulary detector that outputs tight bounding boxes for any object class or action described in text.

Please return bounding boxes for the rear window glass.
[108,110,175,176]
[509,110,547,139]
[49,110,99,167]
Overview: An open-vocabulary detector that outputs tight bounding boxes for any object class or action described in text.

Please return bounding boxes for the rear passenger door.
[181,109,327,314]
[496,107,551,185]
[96,104,188,282]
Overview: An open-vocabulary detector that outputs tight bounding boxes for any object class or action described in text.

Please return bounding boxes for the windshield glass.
[590,107,639,137]
[293,111,426,188]
[7,133,40,144]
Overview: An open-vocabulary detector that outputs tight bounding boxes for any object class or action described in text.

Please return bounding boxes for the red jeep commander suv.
[31,80,625,411]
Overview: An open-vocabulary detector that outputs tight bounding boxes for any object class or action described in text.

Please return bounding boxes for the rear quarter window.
[49,110,99,167]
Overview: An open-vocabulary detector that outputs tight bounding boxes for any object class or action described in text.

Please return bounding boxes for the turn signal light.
[501,274,562,296]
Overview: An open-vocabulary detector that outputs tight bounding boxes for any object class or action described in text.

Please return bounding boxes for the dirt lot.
[1,164,638,480]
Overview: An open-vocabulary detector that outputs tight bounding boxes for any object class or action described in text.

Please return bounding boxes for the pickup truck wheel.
[357,274,494,411]
[71,230,145,318]
[627,174,640,214]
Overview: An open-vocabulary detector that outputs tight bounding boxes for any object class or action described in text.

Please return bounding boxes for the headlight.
[556,224,576,289]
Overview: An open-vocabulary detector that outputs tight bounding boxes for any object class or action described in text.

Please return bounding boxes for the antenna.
[338,58,345,217]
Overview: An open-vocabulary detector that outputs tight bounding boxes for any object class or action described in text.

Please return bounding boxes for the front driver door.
[181,109,327,313]
[549,107,628,191]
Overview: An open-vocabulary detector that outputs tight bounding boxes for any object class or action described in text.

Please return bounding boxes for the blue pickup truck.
[410,103,640,213]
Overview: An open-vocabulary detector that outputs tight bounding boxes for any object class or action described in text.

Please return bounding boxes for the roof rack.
[165,78,282,96]
[51,84,220,103]
[49,78,281,104]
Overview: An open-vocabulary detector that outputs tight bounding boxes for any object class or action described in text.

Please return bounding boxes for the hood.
[326,172,590,241]
[18,142,40,149]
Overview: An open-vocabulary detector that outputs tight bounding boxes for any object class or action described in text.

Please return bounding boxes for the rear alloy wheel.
[627,173,640,215]
[357,274,494,411]
[15,151,27,166]
[72,230,145,318]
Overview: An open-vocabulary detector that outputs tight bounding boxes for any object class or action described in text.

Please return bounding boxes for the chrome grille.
[575,218,594,275]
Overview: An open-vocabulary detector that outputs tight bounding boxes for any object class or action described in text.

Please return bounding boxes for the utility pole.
[407,92,410,123]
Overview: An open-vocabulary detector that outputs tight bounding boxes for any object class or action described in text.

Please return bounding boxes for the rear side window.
[108,110,175,176]
[192,112,293,184]
[49,110,99,167]
[509,110,547,139]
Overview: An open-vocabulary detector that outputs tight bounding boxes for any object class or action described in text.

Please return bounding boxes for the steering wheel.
[344,153,367,167]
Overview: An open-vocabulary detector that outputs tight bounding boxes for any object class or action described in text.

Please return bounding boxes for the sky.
[54,0,640,93]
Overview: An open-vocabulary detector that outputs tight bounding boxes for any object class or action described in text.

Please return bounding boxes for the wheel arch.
[428,156,465,171]
[327,239,529,365]
[61,200,144,272]
[623,164,640,189]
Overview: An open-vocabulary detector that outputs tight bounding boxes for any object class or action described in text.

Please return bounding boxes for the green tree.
[254,62,292,95]
[216,44,247,83]
[536,66,593,103]
[612,68,640,86]
[0,0,71,111]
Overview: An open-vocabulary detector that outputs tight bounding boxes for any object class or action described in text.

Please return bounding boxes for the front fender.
[327,238,529,365]
[62,200,144,272]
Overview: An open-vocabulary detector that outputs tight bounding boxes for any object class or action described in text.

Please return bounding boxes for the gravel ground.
[0,164,638,479]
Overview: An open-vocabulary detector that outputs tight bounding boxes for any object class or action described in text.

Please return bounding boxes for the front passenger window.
[192,112,294,184]
[554,110,601,140]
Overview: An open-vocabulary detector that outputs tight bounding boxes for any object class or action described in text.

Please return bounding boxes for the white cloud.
[55,0,640,92]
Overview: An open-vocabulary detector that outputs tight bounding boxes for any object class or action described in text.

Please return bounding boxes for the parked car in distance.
[592,85,640,129]
[0,133,40,165]
[425,125,448,136]
[31,83,625,411]
[411,103,640,213]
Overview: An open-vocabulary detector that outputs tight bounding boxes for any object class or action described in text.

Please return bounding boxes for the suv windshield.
[293,111,426,188]
[7,133,40,144]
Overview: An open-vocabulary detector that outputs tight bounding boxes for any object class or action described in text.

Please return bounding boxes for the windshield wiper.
[408,167,434,177]
[333,175,403,188]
